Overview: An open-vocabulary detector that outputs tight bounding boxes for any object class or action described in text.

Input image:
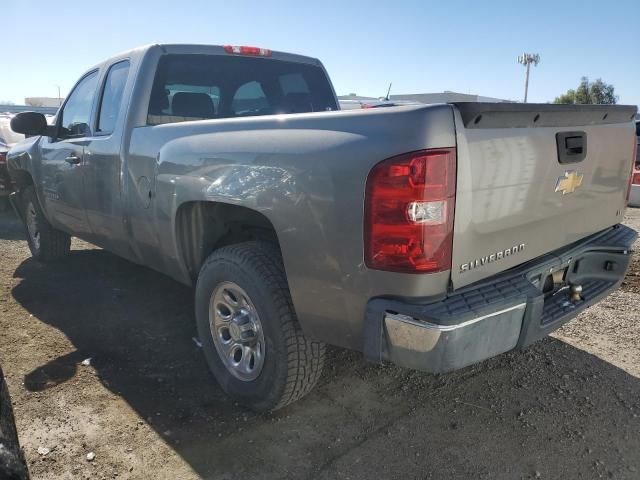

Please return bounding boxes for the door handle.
[65,154,81,165]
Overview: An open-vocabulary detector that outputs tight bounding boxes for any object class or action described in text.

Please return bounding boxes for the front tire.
[195,241,325,412]
[22,186,71,262]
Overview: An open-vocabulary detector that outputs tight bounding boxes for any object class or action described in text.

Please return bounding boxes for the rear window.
[147,54,337,125]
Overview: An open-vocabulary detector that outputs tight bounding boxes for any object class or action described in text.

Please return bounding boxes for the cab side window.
[60,71,99,138]
[97,61,130,135]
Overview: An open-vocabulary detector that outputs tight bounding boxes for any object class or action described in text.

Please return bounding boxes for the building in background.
[25,97,63,108]
[391,91,513,103]
[338,94,380,102]
[338,91,513,104]
[0,104,58,115]
[0,96,62,115]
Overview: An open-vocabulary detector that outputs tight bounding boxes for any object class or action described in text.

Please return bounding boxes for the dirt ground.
[1,208,640,480]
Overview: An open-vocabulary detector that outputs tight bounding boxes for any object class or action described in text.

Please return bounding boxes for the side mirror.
[10,112,54,137]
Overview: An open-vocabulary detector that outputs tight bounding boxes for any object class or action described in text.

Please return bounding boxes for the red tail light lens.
[0,152,6,165]
[626,137,638,205]
[365,148,456,273]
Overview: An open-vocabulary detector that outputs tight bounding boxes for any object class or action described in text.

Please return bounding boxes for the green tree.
[553,77,617,104]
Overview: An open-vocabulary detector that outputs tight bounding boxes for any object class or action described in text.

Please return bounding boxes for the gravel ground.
[1,208,640,480]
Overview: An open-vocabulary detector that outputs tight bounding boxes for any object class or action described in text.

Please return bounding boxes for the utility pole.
[55,85,61,107]
[517,53,540,103]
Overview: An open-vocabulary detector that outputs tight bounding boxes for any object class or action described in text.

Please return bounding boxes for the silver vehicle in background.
[7,44,639,411]
[0,115,24,211]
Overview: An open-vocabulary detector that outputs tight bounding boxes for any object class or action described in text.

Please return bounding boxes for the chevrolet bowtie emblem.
[555,171,583,195]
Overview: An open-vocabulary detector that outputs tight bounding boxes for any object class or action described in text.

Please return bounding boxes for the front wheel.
[195,241,325,412]
[22,186,71,262]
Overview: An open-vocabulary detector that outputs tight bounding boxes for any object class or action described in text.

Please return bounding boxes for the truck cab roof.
[86,43,322,73]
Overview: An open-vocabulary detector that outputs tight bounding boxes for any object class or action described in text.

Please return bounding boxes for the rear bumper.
[364,224,637,373]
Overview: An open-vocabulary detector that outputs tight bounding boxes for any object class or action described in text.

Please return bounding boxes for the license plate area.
[526,249,630,327]
[528,264,571,299]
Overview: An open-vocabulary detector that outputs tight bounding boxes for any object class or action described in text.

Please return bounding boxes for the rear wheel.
[195,241,325,412]
[22,186,70,262]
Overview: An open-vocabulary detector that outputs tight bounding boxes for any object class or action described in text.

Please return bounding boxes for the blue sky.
[3,0,639,106]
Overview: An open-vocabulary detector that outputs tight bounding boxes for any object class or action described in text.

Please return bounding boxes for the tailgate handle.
[565,136,583,152]
[556,131,587,164]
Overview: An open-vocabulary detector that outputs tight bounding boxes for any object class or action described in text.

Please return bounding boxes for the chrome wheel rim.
[209,281,265,381]
[26,202,40,251]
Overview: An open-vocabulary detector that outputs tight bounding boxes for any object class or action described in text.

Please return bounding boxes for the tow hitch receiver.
[569,284,583,302]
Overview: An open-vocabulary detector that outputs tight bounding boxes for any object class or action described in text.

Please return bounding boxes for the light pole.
[517,53,540,103]
[55,85,61,106]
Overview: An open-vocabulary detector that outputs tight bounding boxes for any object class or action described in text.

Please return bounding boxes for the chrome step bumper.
[364,224,637,373]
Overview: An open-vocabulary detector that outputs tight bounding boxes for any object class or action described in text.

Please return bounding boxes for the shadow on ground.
[0,209,25,241]
[8,243,640,479]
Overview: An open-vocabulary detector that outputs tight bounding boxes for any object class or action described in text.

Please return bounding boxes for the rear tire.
[22,186,71,262]
[195,241,325,412]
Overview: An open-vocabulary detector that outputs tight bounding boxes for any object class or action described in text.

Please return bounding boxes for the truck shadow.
[0,209,26,241]
[10,248,640,479]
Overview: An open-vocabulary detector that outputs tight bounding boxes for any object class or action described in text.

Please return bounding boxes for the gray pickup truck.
[7,44,639,411]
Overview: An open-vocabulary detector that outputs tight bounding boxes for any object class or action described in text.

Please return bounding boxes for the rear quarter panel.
[128,105,456,349]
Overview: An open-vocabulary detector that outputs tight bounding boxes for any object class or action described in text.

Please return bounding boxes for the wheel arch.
[8,169,34,191]
[175,200,283,282]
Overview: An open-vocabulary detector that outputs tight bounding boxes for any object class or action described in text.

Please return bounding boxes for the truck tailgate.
[450,103,638,289]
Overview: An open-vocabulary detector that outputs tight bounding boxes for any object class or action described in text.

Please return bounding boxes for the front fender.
[7,135,40,184]
[6,136,47,222]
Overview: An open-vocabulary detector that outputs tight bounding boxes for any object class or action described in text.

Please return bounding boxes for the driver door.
[39,70,99,237]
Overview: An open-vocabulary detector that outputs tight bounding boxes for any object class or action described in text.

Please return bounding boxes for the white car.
[0,115,25,211]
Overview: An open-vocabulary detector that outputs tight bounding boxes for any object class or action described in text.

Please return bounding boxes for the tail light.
[223,45,272,57]
[0,152,6,165]
[364,148,456,273]
[634,138,639,185]
[626,137,638,205]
